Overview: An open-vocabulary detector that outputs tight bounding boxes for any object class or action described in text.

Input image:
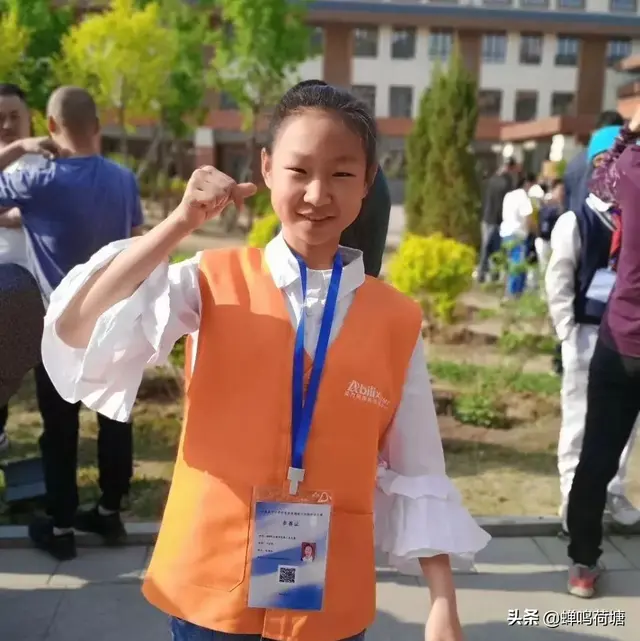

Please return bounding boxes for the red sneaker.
[567,563,600,598]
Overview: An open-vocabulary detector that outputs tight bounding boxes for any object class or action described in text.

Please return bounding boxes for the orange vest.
[143,247,422,641]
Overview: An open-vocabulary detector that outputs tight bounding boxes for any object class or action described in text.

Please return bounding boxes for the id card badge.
[248,486,332,612]
[586,268,616,304]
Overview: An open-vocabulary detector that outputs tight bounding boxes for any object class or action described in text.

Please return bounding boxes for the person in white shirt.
[0,84,32,271]
[545,187,640,536]
[0,83,35,451]
[500,174,535,298]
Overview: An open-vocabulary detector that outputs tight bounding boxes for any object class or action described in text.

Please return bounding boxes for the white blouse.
[41,233,490,574]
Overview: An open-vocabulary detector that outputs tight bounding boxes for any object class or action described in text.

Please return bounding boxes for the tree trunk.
[119,104,128,161]
[161,134,172,219]
[136,125,163,181]
[244,109,259,230]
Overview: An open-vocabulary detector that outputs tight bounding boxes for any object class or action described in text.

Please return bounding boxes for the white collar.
[585,193,616,232]
[586,193,612,213]
[264,232,365,297]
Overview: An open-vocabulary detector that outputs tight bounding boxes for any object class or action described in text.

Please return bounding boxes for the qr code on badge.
[277,565,297,584]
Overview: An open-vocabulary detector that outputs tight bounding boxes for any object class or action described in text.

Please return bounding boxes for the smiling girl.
[41,81,489,641]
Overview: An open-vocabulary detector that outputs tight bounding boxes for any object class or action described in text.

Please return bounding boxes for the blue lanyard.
[288,252,343,494]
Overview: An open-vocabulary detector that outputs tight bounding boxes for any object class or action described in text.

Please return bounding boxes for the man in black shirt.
[477,158,517,283]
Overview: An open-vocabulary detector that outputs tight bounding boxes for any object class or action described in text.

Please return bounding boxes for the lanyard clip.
[287,466,305,495]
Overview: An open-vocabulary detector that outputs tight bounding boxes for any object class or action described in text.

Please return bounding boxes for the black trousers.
[33,365,133,528]
[567,339,640,566]
[0,403,7,434]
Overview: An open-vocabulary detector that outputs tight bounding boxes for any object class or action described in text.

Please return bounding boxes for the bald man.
[0,86,143,560]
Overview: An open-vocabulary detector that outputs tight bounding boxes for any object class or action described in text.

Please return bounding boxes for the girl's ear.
[363,165,378,199]
[261,148,272,189]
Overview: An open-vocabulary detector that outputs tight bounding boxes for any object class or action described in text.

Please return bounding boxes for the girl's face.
[262,109,370,262]
[304,545,313,558]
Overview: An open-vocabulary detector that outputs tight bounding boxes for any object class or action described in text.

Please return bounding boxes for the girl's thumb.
[233,183,258,210]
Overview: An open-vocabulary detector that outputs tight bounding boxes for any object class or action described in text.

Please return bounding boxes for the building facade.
[190,0,640,186]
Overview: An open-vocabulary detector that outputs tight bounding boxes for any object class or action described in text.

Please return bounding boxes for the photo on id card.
[247,486,332,611]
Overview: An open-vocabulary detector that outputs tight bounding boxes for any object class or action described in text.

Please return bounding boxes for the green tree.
[419,48,481,247]
[1,0,74,115]
[132,0,215,185]
[209,0,313,188]
[0,1,30,83]
[54,0,179,159]
[404,88,431,234]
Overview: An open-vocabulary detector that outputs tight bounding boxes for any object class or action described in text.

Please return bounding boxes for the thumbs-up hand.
[176,165,257,231]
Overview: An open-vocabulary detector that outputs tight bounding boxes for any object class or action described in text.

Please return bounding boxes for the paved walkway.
[1,535,638,640]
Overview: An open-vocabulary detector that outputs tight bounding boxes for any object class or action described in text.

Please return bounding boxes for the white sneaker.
[606,494,640,526]
[0,432,9,453]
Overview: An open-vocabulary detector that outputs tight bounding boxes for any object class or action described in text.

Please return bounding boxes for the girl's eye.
[287,167,306,174]
[334,172,355,178]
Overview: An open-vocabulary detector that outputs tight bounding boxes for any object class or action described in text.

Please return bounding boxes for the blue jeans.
[170,618,366,641]
[504,235,527,297]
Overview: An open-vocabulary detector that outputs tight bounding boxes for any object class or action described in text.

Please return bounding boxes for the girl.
[41,82,489,641]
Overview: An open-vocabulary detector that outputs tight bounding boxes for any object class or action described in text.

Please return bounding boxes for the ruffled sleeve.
[375,336,491,574]
[41,240,201,423]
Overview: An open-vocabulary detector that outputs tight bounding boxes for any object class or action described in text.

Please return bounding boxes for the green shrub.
[453,393,508,429]
[169,252,194,264]
[169,337,186,370]
[248,190,273,218]
[107,153,139,173]
[247,211,280,248]
[388,233,475,323]
[169,176,188,197]
[498,331,556,356]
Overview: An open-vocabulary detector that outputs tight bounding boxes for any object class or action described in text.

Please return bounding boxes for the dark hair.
[596,110,624,128]
[551,178,564,190]
[504,157,517,169]
[265,79,378,173]
[515,173,535,189]
[0,83,28,105]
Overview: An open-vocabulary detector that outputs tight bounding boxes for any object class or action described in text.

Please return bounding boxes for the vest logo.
[345,380,390,408]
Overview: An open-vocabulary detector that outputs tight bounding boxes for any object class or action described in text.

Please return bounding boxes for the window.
[483,0,512,4]
[478,90,503,118]
[607,38,632,66]
[520,0,550,6]
[353,26,378,58]
[557,0,585,8]
[514,91,538,121]
[219,92,238,110]
[551,92,575,116]
[391,27,416,59]
[519,33,543,65]
[310,26,324,55]
[429,29,453,61]
[389,86,413,118]
[482,33,507,63]
[352,85,376,114]
[555,36,579,66]
[610,0,637,10]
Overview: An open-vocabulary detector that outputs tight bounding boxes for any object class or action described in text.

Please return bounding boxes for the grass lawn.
[3,350,638,523]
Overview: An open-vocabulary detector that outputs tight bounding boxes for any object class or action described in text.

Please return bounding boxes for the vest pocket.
[323,511,376,616]
[175,482,252,592]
